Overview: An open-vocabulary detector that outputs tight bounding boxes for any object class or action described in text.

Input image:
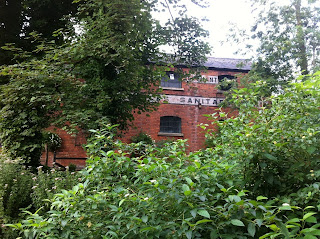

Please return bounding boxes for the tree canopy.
[229,0,320,94]
[0,0,211,165]
[0,0,78,65]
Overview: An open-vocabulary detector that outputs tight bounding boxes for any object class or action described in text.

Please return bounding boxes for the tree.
[229,0,320,94]
[254,0,320,78]
[0,0,23,65]
[0,0,78,65]
[0,0,211,166]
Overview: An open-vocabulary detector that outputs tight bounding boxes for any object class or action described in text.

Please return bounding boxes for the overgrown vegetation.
[0,0,210,167]
[3,74,319,238]
[0,156,78,238]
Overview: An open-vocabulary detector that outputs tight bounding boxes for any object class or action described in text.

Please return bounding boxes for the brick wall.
[40,67,248,166]
[121,69,244,151]
[40,127,87,169]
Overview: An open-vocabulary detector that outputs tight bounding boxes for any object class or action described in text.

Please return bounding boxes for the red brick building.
[41,57,251,168]
[121,57,251,151]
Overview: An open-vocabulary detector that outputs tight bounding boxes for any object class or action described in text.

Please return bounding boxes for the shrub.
[11,127,318,239]
[0,155,33,238]
[130,131,153,144]
[0,153,79,238]
[30,166,79,213]
[43,131,62,151]
[205,75,320,197]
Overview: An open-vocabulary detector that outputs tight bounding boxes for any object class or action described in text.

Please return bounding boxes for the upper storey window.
[161,72,182,89]
[218,75,236,91]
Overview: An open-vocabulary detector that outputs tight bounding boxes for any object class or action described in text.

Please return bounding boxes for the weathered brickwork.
[121,69,245,151]
[40,127,87,168]
[40,58,251,167]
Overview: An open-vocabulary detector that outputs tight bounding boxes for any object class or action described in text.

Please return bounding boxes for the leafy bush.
[43,132,62,151]
[6,75,320,238]
[0,155,33,238]
[131,131,153,144]
[10,127,320,239]
[30,166,79,213]
[0,153,79,238]
[205,75,320,197]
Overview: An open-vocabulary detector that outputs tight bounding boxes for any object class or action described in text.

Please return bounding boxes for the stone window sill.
[158,132,184,137]
[161,87,184,91]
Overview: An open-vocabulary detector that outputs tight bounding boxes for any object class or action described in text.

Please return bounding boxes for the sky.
[190,0,256,59]
[154,0,258,59]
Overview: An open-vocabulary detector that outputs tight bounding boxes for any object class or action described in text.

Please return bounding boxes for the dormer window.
[161,71,182,89]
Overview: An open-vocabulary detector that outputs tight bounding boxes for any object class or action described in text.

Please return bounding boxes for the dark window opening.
[161,72,182,88]
[160,116,181,133]
[218,75,236,91]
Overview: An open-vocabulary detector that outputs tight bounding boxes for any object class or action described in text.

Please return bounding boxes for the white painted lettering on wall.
[163,95,224,106]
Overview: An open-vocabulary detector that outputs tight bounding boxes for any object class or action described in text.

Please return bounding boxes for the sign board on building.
[163,95,224,106]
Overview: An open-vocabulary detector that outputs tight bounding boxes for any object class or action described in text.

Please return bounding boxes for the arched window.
[160,116,181,133]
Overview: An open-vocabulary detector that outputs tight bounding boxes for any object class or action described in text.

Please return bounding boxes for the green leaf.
[185,230,192,239]
[210,230,219,239]
[190,209,197,218]
[231,219,245,227]
[263,153,277,161]
[303,235,318,239]
[301,228,317,234]
[306,216,317,223]
[141,215,148,223]
[268,224,279,232]
[195,219,213,225]
[119,199,125,207]
[182,184,192,196]
[303,212,317,221]
[185,177,194,186]
[276,222,290,238]
[248,222,256,237]
[256,219,263,227]
[194,161,201,168]
[256,196,268,201]
[307,146,316,154]
[197,209,210,219]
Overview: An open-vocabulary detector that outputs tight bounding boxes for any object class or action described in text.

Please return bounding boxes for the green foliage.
[0,153,78,238]
[155,138,175,148]
[205,73,320,197]
[131,131,153,144]
[0,0,210,166]
[43,132,62,151]
[0,0,78,65]
[0,46,79,166]
[30,166,79,213]
[0,128,290,238]
[0,155,33,220]
[229,0,320,93]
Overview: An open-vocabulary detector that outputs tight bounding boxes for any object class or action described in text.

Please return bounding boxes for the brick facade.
[121,68,247,151]
[40,57,251,167]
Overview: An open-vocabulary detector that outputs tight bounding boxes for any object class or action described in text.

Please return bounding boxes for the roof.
[204,57,252,71]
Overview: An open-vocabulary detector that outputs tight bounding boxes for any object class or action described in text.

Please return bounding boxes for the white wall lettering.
[163,95,224,106]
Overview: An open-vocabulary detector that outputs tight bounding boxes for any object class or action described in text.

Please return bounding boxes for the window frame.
[158,116,183,136]
[160,71,183,89]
